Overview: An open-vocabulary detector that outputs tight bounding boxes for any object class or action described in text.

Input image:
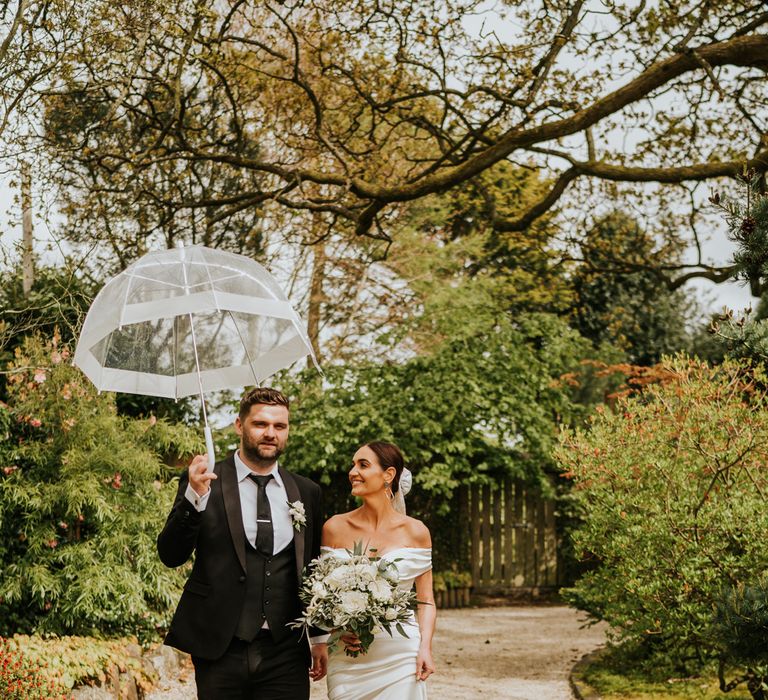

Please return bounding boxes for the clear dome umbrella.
[74,244,319,467]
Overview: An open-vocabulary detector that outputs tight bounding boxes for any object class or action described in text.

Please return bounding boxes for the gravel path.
[147,606,607,700]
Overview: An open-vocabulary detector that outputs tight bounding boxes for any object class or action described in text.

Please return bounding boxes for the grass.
[582,646,753,700]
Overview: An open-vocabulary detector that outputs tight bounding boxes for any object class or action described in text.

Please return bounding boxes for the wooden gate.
[466,479,559,591]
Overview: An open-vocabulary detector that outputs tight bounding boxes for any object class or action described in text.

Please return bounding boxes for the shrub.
[0,637,72,699]
[432,570,472,593]
[3,634,156,693]
[0,335,200,639]
[558,357,768,668]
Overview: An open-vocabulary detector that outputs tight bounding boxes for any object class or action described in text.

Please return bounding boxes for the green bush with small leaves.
[0,335,201,640]
[558,357,768,672]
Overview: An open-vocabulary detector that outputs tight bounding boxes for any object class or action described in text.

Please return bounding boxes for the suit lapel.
[221,455,247,573]
[280,467,305,580]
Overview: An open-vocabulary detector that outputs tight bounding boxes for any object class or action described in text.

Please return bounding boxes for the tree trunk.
[21,161,34,297]
[307,232,326,366]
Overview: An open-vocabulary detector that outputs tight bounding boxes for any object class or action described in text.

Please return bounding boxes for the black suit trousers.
[193,631,310,700]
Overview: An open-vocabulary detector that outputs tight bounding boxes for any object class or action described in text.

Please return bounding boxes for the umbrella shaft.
[187,312,209,427]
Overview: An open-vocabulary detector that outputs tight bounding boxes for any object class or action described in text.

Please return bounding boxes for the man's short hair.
[239,387,290,420]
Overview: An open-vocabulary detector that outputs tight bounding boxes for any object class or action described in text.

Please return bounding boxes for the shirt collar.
[234,450,283,487]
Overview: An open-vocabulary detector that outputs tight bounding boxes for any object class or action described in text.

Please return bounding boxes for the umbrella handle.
[204,425,216,470]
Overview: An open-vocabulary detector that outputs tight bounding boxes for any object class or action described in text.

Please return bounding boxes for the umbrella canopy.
[75,244,318,400]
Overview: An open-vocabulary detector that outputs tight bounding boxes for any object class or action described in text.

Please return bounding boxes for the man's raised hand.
[188,454,217,496]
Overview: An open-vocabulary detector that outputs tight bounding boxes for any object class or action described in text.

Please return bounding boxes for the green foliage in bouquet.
[293,542,418,657]
[558,357,768,669]
[0,335,201,640]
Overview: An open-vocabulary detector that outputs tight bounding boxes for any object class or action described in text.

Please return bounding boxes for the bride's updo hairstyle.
[365,441,405,494]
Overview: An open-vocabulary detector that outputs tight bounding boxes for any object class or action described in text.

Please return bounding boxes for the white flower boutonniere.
[287,500,307,531]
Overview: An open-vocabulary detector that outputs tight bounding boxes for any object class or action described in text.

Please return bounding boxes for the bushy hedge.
[0,335,200,639]
[558,357,768,672]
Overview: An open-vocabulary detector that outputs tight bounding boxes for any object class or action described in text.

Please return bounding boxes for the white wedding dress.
[322,546,432,700]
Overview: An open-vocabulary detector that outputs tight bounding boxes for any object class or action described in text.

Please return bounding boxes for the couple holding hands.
[157,387,436,699]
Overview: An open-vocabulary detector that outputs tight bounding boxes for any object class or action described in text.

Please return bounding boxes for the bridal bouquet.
[292,542,418,656]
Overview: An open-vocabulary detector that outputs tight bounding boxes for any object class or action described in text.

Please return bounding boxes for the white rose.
[369,579,393,603]
[384,607,397,620]
[339,590,368,616]
[353,563,377,582]
[312,581,328,597]
[326,565,353,589]
[379,562,400,583]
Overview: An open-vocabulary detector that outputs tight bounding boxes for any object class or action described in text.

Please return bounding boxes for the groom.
[157,387,328,699]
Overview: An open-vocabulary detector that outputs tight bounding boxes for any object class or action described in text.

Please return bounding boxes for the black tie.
[249,473,274,555]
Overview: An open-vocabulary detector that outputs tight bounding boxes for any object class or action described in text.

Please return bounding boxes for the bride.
[321,441,436,699]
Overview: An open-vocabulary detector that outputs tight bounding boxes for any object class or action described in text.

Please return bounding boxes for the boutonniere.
[287,500,306,531]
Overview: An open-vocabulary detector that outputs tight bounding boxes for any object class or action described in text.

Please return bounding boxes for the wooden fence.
[464,479,559,591]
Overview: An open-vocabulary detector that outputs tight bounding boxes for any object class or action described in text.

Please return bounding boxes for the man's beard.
[241,435,284,466]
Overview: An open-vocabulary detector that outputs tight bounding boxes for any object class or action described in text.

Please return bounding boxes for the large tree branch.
[172,34,768,210]
[667,265,740,290]
[0,0,27,66]
[494,168,579,232]
[566,249,742,291]
[43,2,768,274]
[494,151,768,232]
[402,34,768,201]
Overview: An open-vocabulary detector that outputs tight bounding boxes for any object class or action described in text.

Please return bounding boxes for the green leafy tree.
[570,212,696,364]
[34,0,767,295]
[0,263,96,363]
[281,312,597,569]
[0,335,200,640]
[397,162,574,317]
[558,357,768,673]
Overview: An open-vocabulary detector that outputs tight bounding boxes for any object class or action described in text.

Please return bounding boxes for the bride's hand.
[340,631,364,655]
[416,646,435,681]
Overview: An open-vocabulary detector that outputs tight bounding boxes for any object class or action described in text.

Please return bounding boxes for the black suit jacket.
[157,454,323,660]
